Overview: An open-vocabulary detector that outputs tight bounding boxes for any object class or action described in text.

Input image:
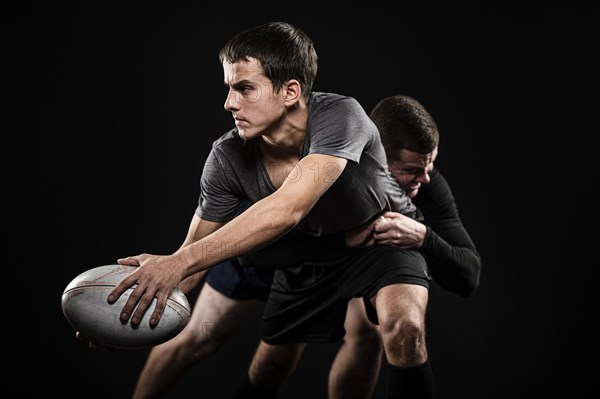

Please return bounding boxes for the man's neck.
[260,101,308,159]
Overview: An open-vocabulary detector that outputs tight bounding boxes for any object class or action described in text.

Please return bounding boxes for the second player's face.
[388,147,438,198]
[222,57,287,140]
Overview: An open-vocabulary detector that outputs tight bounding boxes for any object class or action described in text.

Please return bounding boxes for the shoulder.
[203,129,257,176]
[309,92,366,115]
[414,168,455,207]
[209,128,256,158]
[308,92,373,134]
[427,168,449,189]
[211,128,242,150]
[429,168,446,186]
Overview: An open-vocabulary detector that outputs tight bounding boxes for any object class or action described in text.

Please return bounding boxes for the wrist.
[420,225,433,249]
[176,246,198,277]
[416,223,427,248]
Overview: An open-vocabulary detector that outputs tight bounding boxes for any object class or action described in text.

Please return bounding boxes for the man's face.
[388,147,438,198]
[222,57,286,140]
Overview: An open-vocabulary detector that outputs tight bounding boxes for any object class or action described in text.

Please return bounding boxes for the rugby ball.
[61,264,191,350]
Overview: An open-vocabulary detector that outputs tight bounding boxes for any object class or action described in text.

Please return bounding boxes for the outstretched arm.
[111,153,348,326]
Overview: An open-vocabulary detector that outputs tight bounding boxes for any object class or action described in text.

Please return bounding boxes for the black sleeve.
[414,169,482,297]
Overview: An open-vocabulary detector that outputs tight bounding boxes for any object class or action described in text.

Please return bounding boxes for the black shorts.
[205,260,274,301]
[261,245,430,344]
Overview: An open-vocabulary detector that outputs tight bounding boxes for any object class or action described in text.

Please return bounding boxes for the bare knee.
[380,318,427,367]
[182,322,227,361]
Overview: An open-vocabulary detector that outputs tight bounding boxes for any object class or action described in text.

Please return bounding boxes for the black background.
[25,2,598,398]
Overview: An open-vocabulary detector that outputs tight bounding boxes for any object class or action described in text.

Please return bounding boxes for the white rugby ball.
[61,264,191,350]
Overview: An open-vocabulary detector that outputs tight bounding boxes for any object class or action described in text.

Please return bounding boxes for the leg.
[372,283,434,398]
[249,340,307,386]
[132,283,258,399]
[231,340,306,398]
[372,283,428,367]
[328,297,383,399]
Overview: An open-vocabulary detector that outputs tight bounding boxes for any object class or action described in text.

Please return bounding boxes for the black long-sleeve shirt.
[413,168,481,297]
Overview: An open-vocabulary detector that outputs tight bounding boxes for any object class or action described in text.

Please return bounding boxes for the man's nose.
[416,170,431,184]
[224,90,240,111]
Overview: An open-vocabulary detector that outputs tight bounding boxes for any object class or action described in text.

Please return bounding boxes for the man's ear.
[284,79,302,107]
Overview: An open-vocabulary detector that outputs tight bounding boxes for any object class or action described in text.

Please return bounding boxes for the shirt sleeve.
[195,146,242,222]
[415,169,482,297]
[307,96,375,164]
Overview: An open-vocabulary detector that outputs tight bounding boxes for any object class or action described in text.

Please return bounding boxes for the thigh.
[262,246,429,343]
[262,266,348,344]
[344,297,379,337]
[342,246,430,300]
[185,283,259,342]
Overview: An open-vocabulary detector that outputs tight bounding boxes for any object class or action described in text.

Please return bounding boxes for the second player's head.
[371,95,440,198]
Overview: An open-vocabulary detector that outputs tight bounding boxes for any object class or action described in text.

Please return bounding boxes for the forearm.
[173,216,222,294]
[178,154,346,276]
[423,227,482,297]
[176,195,300,277]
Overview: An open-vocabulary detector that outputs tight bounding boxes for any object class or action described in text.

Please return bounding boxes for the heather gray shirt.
[196,92,419,236]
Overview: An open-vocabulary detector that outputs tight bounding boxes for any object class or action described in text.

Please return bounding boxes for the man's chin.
[407,188,419,198]
[238,129,259,140]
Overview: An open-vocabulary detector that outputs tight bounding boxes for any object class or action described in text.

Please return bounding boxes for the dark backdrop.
[28,2,598,398]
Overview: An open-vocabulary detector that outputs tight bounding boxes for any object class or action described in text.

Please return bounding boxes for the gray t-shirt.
[196,92,419,236]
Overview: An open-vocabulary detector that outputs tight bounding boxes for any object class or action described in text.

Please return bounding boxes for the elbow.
[269,201,304,233]
[460,258,482,298]
[459,280,479,298]
[288,209,305,229]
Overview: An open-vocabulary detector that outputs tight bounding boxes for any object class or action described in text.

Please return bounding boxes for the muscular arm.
[112,153,347,325]
[179,153,347,273]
